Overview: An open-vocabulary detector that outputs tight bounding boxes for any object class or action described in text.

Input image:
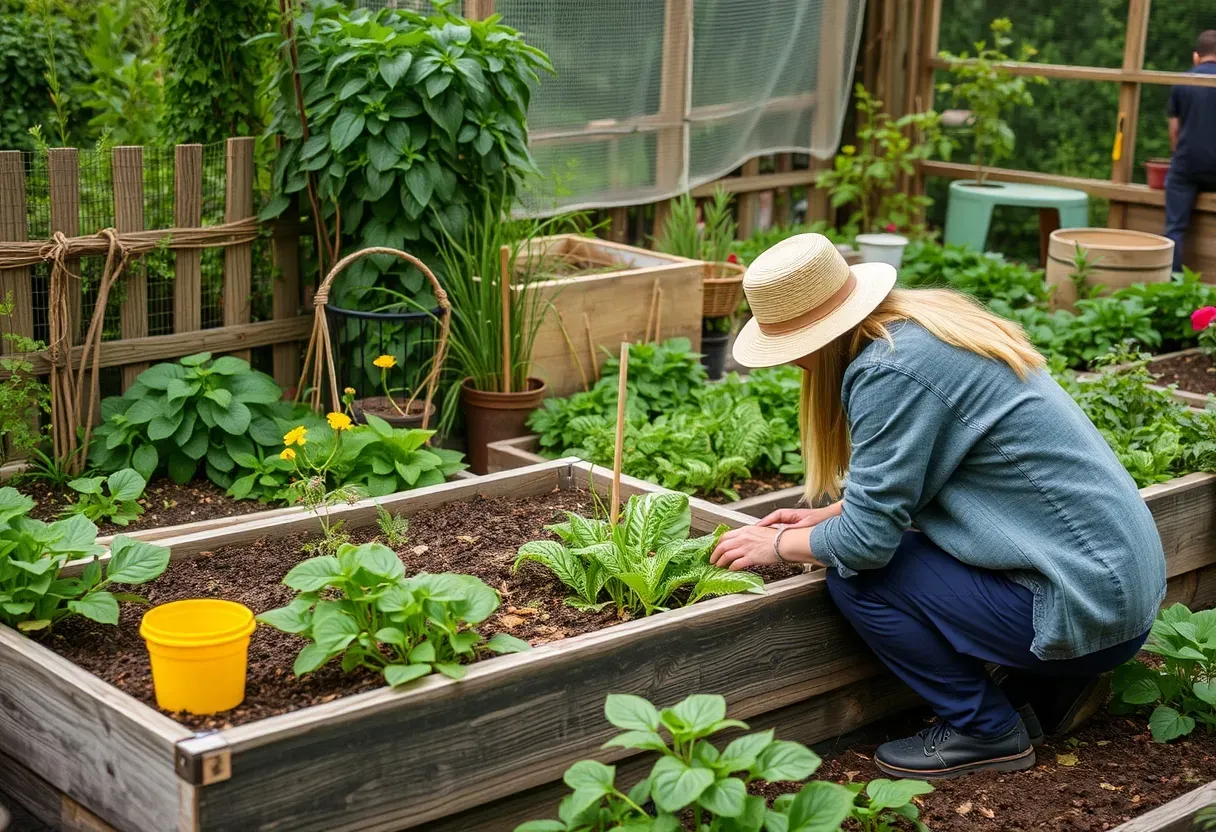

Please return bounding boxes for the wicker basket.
[702,261,746,318]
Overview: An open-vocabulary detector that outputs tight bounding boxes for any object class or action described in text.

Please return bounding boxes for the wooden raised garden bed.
[523,235,705,398]
[3,463,1216,832]
[486,433,805,518]
[1108,780,1216,831]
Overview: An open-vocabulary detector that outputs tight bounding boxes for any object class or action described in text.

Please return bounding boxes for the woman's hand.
[755,502,842,530]
[710,526,782,571]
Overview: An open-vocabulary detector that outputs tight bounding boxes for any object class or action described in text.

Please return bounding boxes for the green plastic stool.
[943,180,1089,260]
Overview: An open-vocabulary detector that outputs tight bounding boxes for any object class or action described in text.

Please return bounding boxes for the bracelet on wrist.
[772,524,790,563]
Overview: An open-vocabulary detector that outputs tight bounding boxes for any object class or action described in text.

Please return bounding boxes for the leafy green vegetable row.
[86,351,466,505]
[529,339,802,501]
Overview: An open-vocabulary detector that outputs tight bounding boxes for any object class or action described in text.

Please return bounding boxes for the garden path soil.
[48,487,800,731]
[19,478,262,536]
[756,707,1216,831]
[1150,351,1216,396]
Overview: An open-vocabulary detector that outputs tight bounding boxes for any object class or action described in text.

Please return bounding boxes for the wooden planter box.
[523,235,705,398]
[487,433,805,518]
[1089,348,1212,409]
[3,462,1216,832]
[1110,780,1216,831]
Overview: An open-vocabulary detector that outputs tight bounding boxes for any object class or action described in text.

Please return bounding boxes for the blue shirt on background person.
[1164,30,1216,272]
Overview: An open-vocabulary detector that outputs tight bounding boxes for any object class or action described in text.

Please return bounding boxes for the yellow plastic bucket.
[140,599,256,715]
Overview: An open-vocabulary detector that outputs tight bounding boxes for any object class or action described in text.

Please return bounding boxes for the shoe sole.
[1051,674,1112,737]
[874,748,1036,780]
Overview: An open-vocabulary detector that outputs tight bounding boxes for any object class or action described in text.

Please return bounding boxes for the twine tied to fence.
[0,218,262,472]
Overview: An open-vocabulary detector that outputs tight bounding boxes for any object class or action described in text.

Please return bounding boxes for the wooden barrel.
[1046,227,1174,311]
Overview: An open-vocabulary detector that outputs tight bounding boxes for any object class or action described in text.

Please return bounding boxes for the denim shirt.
[810,322,1166,660]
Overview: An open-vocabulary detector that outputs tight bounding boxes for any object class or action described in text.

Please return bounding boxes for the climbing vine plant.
[263,0,552,307]
[159,0,275,145]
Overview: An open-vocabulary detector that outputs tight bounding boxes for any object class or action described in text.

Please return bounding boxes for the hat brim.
[731,262,898,369]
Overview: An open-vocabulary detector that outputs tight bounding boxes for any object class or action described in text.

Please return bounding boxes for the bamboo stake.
[583,313,599,378]
[643,279,660,343]
[654,288,664,342]
[554,308,590,392]
[500,244,511,394]
[610,341,629,526]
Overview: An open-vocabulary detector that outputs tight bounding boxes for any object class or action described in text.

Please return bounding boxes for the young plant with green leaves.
[938,18,1045,185]
[1112,603,1216,743]
[0,292,50,468]
[63,468,147,527]
[257,541,528,686]
[653,187,737,265]
[514,492,763,617]
[0,487,168,633]
[815,85,950,236]
[89,352,297,488]
[377,504,410,546]
[517,692,932,832]
[1067,243,1104,302]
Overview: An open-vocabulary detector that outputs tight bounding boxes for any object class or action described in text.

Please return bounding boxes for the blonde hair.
[801,287,1045,502]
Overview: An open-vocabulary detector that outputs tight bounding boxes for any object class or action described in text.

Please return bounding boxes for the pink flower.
[727,253,739,264]
[884,223,898,233]
[1192,306,1216,331]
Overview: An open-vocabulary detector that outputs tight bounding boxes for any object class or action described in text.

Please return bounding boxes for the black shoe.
[1018,703,1045,746]
[874,720,1035,780]
[1000,671,1111,739]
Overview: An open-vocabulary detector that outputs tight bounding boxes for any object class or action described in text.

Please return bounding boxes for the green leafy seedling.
[63,468,147,526]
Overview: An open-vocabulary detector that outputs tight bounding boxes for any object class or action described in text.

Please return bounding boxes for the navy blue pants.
[1165,167,1216,272]
[826,531,1148,738]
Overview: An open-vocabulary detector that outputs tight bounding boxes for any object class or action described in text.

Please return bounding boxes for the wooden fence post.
[656,0,691,202]
[463,0,494,19]
[0,152,31,350]
[912,0,943,201]
[808,0,849,223]
[224,137,255,363]
[736,158,762,239]
[1108,0,1151,230]
[174,144,203,335]
[272,199,301,388]
[48,150,80,344]
[773,154,793,227]
[113,146,147,389]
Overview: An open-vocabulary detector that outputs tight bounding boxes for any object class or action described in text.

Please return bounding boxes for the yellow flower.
[327,411,353,431]
[344,386,356,396]
[373,354,397,369]
[283,425,308,447]
[280,448,296,461]
[841,145,856,156]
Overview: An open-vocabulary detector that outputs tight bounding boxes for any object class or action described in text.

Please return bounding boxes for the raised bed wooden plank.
[0,749,118,832]
[1109,780,1216,832]
[0,629,193,832]
[487,434,806,518]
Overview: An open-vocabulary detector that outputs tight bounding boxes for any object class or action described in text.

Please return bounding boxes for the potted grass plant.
[654,187,741,379]
[436,196,563,473]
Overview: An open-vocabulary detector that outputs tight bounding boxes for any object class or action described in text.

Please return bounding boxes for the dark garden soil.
[1149,351,1216,396]
[48,487,802,731]
[19,478,262,536]
[711,473,802,505]
[755,707,1216,832]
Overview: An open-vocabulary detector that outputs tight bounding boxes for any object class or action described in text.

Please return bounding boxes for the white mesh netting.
[355,1,865,214]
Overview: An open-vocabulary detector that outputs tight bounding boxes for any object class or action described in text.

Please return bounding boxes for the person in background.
[1165,29,1216,272]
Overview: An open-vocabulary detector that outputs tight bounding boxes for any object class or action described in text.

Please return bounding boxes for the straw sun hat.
[732,233,897,368]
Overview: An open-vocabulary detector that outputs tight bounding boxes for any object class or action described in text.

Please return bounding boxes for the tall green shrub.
[263,0,552,307]
[159,0,274,145]
[0,0,89,150]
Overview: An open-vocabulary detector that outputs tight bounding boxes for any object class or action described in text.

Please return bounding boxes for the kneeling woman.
[711,234,1164,779]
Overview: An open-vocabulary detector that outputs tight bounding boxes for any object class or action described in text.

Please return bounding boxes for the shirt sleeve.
[810,363,962,577]
[1168,86,1182,118]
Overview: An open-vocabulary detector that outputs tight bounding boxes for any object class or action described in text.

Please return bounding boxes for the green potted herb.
[654,187,741,379]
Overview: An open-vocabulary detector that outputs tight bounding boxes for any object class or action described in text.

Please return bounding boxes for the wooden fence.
[0,138,308,397]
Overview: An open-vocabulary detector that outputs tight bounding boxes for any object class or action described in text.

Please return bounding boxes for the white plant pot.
[855,233,910,268]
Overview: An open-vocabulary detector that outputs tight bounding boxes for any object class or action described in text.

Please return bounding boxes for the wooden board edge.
[1108,780,1216,831]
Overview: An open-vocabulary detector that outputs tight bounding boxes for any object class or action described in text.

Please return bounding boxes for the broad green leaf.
[132,444,159,480]
[106,537,170,585]
[513,822,566,832]
[485,632,530,653]
[48,514,101,554]
[205,388,234,409]
[212,400,252,435]
[719,729,776,771]
[754,741,822,782]
[378,52,412,88]
[1195,681,1216,706]
[107,469,146,502]
[125,397,163,425]
[1149,705,1196,743]
[604,693,661,731]
[345,542,405,580]
[293,642,332,675]
[408,640,435,662]
[698,777,747,818]
[68,591,120,625]
[68,476,105,496]
[0,487,35,522]
[385,663,432,686]
[257,603,312,634]
[649,756,714,813]
[179,352,211,367]
[601,730,668,753]
[563,760,615,792]
[1121,677,1162,705]
[865,778,934,812]
[311,607,360,653]
[784,781,855,832]
[283,556,344,591]
[434,662,468,680]
[667,693,727,734]
[330,109,366,153]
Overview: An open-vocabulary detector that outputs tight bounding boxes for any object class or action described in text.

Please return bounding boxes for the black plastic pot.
[701,332,730,380]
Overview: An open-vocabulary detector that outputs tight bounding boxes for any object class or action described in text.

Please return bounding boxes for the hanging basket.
[701,261,746,318]
[299,247,451,430]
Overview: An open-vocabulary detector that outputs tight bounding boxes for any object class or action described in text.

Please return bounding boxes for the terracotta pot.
[460,378,548,474]
[351,397,435,430]
[1146,158,1171,190]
